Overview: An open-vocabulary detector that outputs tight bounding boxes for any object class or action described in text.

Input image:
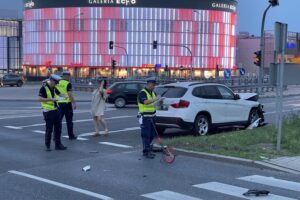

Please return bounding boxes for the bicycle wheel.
[162,145,176,164]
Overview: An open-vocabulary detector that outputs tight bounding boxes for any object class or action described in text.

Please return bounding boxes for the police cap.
[49,74,61,84]
[146,77,157,84]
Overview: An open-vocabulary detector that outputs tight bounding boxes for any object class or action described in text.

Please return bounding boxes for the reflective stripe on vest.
[41,86,56,110]
[138,89,156,114]
[56,79,71,103]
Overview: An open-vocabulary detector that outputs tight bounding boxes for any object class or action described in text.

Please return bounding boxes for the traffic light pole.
[258,4,272,94]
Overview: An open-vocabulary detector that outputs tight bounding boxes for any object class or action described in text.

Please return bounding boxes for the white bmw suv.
[155,82,264,135]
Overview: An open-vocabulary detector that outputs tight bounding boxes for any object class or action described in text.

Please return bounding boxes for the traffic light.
[111,59,116,69]
[269,0,279,6]
[254,51,261,66]
[153,41,157,49]
[165,64,168,71]
[109,41,114,49]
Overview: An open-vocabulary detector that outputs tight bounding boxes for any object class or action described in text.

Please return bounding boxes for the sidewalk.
[261,156,300,173]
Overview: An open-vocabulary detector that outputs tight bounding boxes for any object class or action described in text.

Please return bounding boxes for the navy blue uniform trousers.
[141,117,155,154]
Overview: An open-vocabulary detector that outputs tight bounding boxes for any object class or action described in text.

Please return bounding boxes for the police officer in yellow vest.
[56,71,77,140]
[138,78,161,159]
[38,74,67,151]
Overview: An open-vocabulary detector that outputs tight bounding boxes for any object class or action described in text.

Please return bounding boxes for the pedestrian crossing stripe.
[193,182,297,200]
[238,175,300,192]
[142,190,202,200]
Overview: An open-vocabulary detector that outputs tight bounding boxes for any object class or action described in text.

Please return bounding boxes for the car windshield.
[155,86,187,98]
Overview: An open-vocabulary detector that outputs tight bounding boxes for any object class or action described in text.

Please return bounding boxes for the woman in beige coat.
[91,78,109,136]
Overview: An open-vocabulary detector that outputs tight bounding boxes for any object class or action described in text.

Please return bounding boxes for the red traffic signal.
[109,41,114,49]
[254,51,262,67]
[153,41,157,49]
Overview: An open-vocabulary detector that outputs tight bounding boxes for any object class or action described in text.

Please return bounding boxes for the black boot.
[55,143,67,150]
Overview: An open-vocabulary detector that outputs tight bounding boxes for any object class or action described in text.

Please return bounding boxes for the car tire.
[17,81,23,87]
[114,97,126,108]
[247,108,260,126]
[9,85,14,87]
[193,114,210,136]
[155,126,166,136]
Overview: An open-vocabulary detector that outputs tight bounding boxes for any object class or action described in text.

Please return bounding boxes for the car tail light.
[106,89,113,94]
[171,100,190,108]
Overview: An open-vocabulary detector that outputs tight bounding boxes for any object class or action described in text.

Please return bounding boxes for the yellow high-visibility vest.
[138,89,156,114]
[56,79,71,103]
[41,86,58,110]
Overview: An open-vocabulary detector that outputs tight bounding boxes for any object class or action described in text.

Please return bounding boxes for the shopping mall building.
[23,0,237,79]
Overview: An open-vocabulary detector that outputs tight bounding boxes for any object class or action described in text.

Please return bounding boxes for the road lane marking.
[8,170,113,200]
[4,126,22,130]
[238,175,300,192]
[62,136,88,141]
[4,115,136,129]
[142,190,202,200]
[0,109,116,120]
[79,127,140,137]
[193,182,296,200]
[99,142,133,148]
[33,130,45,134]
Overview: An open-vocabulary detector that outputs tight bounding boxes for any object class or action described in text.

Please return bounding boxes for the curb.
[175,148,300,174]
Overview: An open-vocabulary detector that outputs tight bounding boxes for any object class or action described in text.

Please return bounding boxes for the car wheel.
[155,126,166,136]
[17,81,23,87]
[114,97,126,108]
[248,108,260,126]
[193,115,210,136]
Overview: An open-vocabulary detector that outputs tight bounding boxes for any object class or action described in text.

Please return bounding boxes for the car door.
[193,85,227,124]
[216,85,249,122]
[124,83,140,103]
[2,75,10,85]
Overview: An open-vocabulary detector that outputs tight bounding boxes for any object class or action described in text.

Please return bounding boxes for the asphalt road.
[0,97,300,199]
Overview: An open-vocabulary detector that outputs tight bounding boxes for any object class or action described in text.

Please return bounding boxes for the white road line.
[79,127,140,137]
[238,175,300,192]
[99,142,133,149]
[4,126,22,130]
[33,130,45,134]
[0,110,116,120]
[193,182,296,200]
[8,170,113,200]
[62,136,88,141]
[6,115,135,129]
[142,190,202,200]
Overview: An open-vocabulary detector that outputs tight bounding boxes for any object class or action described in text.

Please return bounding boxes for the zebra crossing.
[142,175,300,200]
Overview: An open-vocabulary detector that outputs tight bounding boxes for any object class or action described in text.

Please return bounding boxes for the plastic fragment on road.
[247,118,261,130]
[82,165,91,172]
[243,189,270,196]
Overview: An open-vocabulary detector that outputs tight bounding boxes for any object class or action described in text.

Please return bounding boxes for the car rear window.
[155,86,187,98]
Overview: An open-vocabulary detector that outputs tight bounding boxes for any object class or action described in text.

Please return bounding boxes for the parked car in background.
[154,82,264,136]
[106,81,146,108]
[0,74,24,87]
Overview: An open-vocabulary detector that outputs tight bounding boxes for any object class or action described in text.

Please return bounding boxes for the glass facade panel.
[23,5,236,74]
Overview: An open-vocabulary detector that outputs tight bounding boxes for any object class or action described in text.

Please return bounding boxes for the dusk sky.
[0,0,299,35]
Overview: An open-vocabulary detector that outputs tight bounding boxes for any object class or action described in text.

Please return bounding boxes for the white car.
[154,82,264,135]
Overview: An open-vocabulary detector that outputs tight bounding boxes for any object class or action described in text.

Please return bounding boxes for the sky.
[0,0,299,35]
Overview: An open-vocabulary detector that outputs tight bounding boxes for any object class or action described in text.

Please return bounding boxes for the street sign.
[239,68,246,76]
[224,69,231,79]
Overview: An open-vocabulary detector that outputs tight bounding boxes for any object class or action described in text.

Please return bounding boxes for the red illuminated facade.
[23,0,237,78]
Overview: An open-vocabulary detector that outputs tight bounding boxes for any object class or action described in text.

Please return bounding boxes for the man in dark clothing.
[56,71,77,140]
[38,74,67,151]
[137,78,161,159]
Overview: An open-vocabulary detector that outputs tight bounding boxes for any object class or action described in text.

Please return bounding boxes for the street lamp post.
[258,0,279,94]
